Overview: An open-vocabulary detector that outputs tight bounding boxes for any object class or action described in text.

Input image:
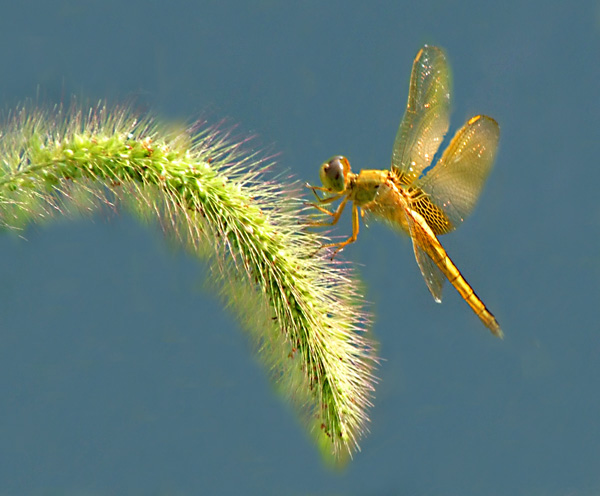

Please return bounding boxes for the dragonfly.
[308,45,502,337]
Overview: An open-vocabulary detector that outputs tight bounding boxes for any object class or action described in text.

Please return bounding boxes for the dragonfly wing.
[404,207,446,302]
[391,45,451,183]
[416,115,500,229]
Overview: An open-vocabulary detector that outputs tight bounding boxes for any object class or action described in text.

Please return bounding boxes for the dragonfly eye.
[320,155,350,192]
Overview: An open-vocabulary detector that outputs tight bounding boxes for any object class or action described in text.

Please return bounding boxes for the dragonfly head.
[320,155,351,193]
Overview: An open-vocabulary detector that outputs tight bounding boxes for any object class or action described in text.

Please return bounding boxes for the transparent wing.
[391,45,451,183]
[416,115,500,229]
[363,177,447,301]
[404,206,446,302]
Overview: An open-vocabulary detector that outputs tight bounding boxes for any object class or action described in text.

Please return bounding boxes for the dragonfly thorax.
[351,169,393,207]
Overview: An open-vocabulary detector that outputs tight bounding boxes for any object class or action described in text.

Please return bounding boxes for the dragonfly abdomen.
[442,254,503,337]
[413,212,503,338]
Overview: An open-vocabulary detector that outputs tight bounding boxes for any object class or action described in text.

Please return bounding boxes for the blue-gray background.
[0,1,598,495]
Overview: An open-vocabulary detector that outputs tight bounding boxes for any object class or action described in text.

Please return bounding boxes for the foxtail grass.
[0,102,378,465]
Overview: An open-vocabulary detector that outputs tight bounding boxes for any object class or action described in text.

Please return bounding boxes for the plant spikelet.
[0,102,378,464]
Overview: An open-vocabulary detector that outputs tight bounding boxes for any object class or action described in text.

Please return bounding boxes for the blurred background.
[0,1,598,495]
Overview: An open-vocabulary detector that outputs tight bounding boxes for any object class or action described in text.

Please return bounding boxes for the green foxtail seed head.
[0,101,378,466]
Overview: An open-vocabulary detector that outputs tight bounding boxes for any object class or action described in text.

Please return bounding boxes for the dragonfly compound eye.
[320,155,348,192]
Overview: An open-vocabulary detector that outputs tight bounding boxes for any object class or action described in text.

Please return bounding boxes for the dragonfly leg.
[305,184,360,258]
[310,201,339,218]
[306,182,333,201]
[321,203,360,258]
[308,195,349,226]
[305,184,343,214]
[306,183,348,224]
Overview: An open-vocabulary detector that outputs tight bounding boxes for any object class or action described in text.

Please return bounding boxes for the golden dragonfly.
[308,45,502,337]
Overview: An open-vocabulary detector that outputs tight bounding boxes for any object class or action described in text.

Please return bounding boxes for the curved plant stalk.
[0,102,378,465]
